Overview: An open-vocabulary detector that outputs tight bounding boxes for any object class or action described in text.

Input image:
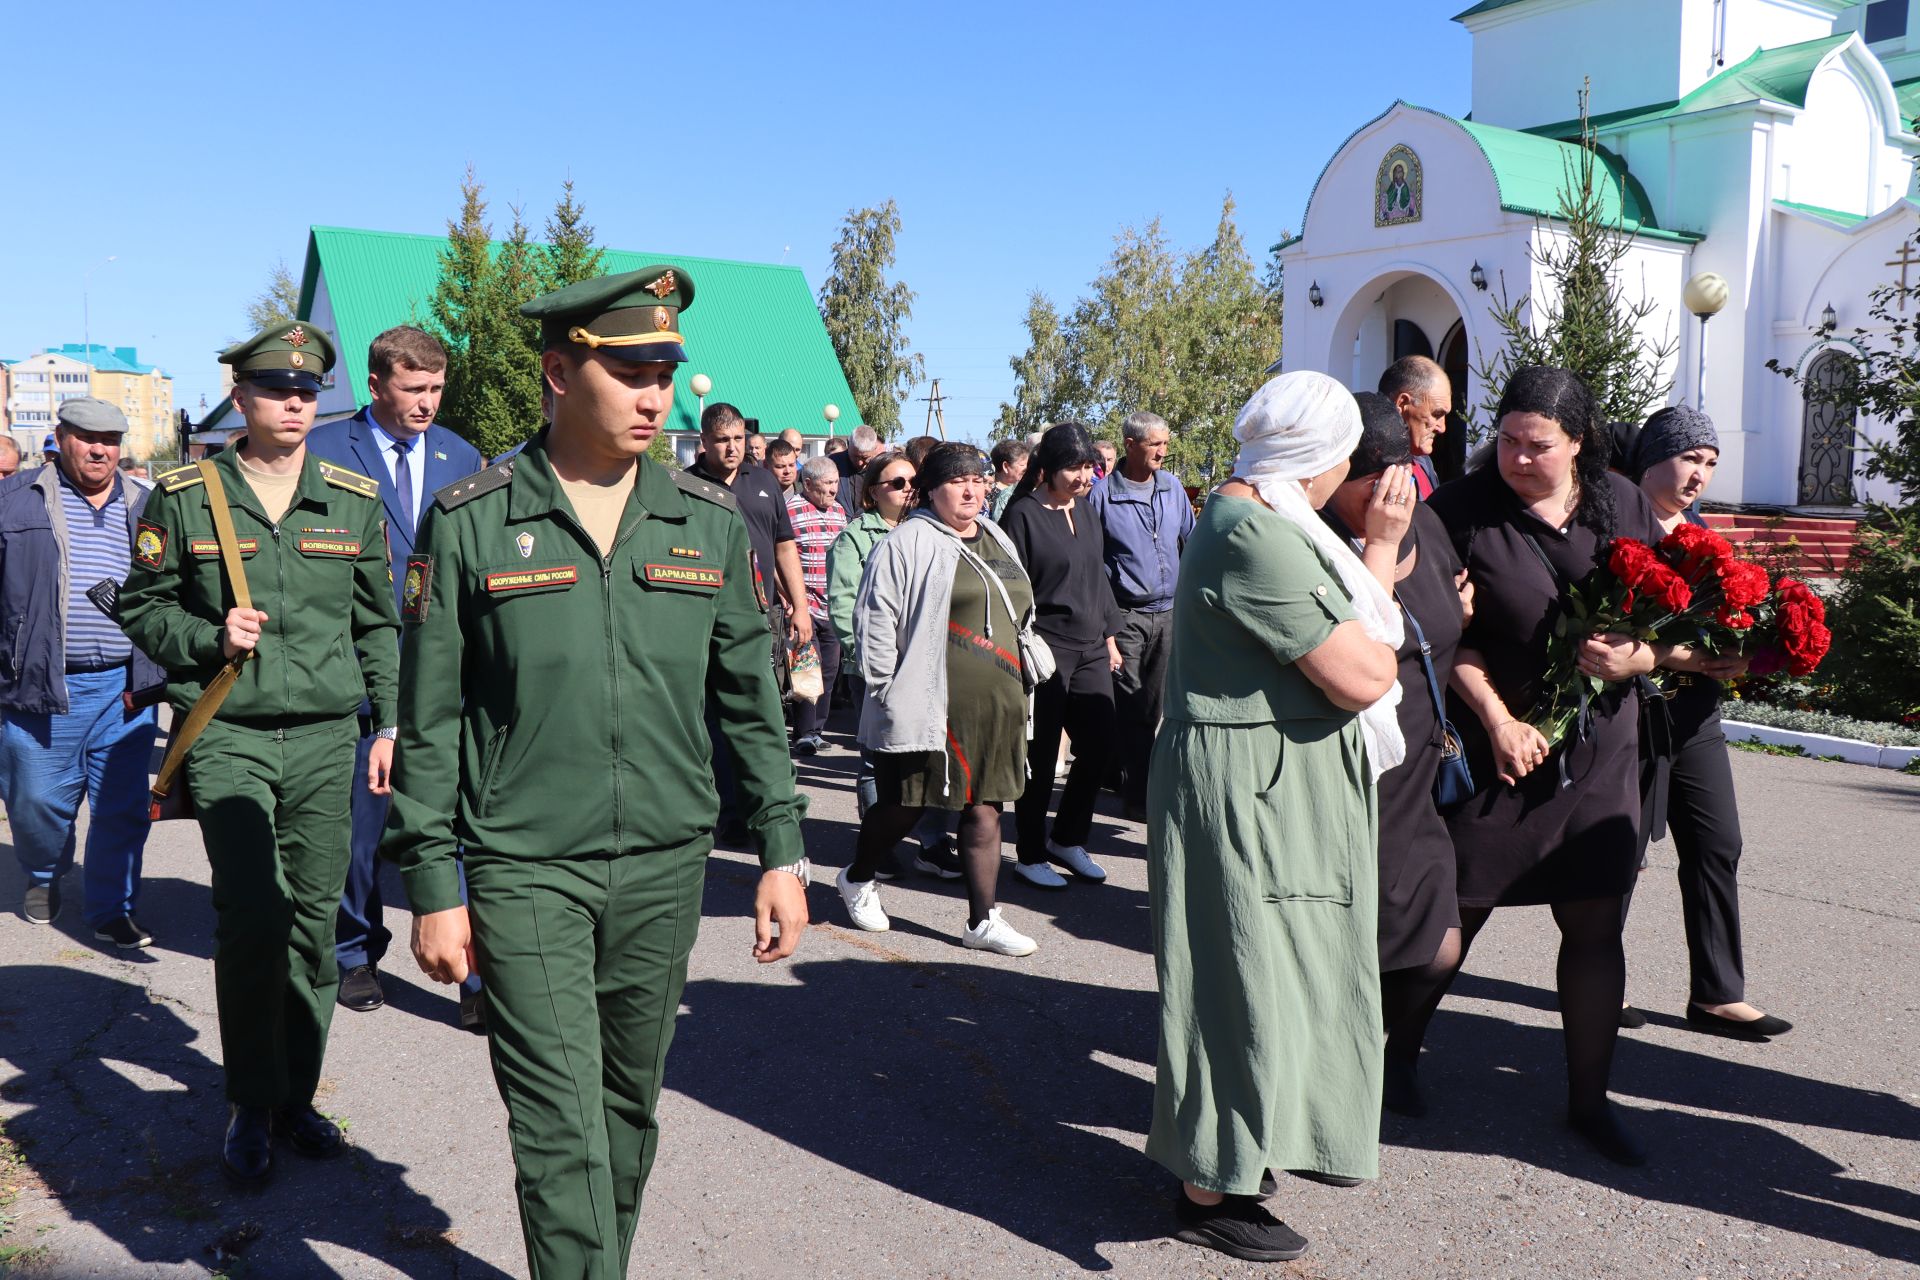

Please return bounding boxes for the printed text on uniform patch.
[643,563,724,590]
[486,565,580,594]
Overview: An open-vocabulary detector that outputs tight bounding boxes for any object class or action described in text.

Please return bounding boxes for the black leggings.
[1015,642,1115,859]
[850,801,1005,928]
[1387,896,1628,1116]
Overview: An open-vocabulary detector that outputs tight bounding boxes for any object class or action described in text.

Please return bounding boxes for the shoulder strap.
[1520,530,1565,591]
[1399,601,1449,726]
[198,459,253,611]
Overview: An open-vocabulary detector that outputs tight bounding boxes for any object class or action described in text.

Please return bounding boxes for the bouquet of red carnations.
[1744,577,1833,677]
[1648,523,1772,653]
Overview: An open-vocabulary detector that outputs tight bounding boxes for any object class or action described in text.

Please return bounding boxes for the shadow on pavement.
[0,963,512,1278]
[1400,1005,1920,1263]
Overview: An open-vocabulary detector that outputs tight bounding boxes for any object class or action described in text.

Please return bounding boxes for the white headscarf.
[1232,371,1406,779]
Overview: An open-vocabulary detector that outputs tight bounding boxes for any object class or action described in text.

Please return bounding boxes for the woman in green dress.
[1149,372,1405,1264]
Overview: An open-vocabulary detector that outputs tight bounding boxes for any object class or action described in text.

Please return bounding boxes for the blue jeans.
[1,667,158,925]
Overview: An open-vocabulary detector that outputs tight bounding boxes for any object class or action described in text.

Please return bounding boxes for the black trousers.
[1111,608,1173,811]
[1016,641,1115,859]
[1637,686,1747,1006]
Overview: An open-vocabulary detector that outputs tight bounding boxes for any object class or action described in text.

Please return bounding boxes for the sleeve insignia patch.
[643,563,724,590]
[134,521,167,568]
[484,565,579,594]
[402,555,434,623]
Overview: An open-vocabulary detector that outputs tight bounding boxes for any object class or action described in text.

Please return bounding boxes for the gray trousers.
[1113,608,1173,812]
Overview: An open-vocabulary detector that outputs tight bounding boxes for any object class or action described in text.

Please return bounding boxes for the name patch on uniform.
[134,521,167,568]
[296,536,361,558]
[188,537,260,557]
[669,546,703,559]
[485,565,579,594]
[402,555,434,622]
[644,563,724,590]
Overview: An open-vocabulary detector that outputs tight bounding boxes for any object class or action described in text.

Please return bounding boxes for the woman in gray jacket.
[842,444,1042,956]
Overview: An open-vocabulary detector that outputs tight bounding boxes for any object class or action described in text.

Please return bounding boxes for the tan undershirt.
[559,471,636,555]
[237,454,301,525]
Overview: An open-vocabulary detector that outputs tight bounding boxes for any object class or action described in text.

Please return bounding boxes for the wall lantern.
[1820,301,1838,334]
[1308,281,1324,308]
[1470,262,1488,291]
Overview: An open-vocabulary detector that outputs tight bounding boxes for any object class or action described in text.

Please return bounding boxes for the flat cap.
[219,320,336,392]
[55,397,131,436]
[520,265,694,364]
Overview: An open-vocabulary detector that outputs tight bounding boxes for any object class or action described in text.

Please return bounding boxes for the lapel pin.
[517,532,535,559]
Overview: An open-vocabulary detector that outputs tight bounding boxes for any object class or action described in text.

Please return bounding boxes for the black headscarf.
[913,442,990,509]
[1349,392,1413,478]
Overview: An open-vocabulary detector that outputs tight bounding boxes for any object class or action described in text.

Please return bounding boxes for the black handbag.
[1402,602,1475,811]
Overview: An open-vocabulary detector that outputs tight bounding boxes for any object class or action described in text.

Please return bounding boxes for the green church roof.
[1893,75,1920,130]
[1529,34,1858,137]
[1452,0,1532,18]
[295,225,862,438]
[1775,199,1869,226]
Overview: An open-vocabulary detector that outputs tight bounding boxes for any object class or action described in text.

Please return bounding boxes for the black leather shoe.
[275,1104,344,1158]
[1570,1103,1648,1167]
[1618,1005,1648,1029]
[338,964,384,1012]
[1288,1169,1364,1188]
[223,1105,273,1185]
[1687,1005,1793,1041]
[459,989,488,1035]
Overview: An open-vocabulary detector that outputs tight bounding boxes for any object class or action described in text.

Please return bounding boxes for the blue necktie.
[393,439,415,534]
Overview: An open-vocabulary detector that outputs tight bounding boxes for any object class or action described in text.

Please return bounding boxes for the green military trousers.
[184,715,358,1109]
[466,837,709,1280]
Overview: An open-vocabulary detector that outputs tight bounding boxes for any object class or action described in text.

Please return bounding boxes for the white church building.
[1278,0,1920,509]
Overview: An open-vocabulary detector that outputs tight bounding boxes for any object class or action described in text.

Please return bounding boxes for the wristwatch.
[374,726,398,741]
[767,858,811,888]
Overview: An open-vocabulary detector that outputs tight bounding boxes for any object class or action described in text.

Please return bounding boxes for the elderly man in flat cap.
[385,264,809,1279]
[0,398,166,939]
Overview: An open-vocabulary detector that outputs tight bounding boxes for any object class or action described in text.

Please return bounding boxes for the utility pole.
[919,378,949,440]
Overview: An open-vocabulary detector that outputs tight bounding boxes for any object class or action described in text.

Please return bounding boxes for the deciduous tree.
[818,200,922,437]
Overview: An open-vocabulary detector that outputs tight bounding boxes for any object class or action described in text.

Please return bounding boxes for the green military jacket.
[382,432,807,914]
[117,447,401,727]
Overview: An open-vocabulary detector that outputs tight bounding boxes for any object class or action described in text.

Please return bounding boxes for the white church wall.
[1467,0,1688,131]
[1781,65,1881,214]
[1716,1,1858,80]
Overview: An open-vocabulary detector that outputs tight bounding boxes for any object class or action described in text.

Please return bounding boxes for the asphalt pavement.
[1,729,1915,1279]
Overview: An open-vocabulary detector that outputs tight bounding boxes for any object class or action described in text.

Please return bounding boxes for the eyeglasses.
[875,476,916,492]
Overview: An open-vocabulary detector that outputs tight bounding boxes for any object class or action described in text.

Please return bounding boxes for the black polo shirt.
[690,459,793,610]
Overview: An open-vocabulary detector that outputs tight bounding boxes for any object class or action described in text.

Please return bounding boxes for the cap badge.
[653,307,671,331]
[516,532,535,559]
[645,271,677,299]
[289,352,305,368]
[285,327,308,348]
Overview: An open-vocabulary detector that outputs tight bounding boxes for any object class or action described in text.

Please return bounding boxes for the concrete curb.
[1721,718,1920,770]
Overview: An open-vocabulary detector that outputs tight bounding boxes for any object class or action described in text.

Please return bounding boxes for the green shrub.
[1722,697,1920,746]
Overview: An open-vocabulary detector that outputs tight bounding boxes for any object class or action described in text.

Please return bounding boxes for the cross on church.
[1886,242,1920,312]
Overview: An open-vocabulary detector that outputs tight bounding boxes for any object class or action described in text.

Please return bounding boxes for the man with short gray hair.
[0,399,165,938]
[787,455,849,755]
[1379,355,1450,498]
[833,423,884,512]
[1087,410,1193,822]
[0,435,22,479]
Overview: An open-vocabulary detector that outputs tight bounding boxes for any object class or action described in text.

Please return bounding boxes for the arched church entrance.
[1798,352,1858,507]
[1330,269,1467,470]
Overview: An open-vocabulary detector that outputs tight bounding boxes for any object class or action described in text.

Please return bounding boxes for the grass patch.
[1732,740,1810,758]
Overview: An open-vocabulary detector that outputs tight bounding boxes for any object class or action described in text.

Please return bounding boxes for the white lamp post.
[1682,272,1730,413]
[823,403,840,443]
[689,372,711,417]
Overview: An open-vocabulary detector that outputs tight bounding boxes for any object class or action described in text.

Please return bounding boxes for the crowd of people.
[0,259,1792,1272]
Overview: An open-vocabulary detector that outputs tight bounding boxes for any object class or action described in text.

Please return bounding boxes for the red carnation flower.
[1717,560,1771,610]
[1659,523,1734,580]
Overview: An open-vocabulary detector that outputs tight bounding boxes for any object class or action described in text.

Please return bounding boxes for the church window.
[1865,0,1907,43]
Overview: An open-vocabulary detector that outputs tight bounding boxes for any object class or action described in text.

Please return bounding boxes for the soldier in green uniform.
[383,265,810,1279]
[118,322,400,1185]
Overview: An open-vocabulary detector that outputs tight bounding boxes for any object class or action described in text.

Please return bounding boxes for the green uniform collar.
[506,429,691,526]
[211,442,345,525]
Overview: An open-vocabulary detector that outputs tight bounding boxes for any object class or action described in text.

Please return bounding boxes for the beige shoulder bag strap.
[150,460,255,805]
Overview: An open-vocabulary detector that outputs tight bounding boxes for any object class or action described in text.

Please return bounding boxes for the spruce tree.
[542,178,606,291]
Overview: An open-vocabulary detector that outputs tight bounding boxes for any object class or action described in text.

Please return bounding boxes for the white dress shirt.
[366,410,427,536]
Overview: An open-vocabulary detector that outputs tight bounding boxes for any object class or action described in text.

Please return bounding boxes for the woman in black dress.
[1320,394,1475,1118]
[1410,367,1664,1166]
[999,422,1124,889]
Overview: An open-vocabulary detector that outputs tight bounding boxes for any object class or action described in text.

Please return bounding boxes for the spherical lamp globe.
[1683,273,1730,319]
[689,373,712,398]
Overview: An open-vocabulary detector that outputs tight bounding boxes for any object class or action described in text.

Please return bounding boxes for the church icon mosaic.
[1375,143,1423,227]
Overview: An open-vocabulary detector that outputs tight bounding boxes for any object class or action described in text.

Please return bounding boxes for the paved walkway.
[1,739,1916,1279]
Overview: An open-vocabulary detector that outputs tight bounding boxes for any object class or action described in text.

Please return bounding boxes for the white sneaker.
[1010,859,1069,889]
[963,908,1038,957]
[1046,839,1107,883]
[836,867,890,932]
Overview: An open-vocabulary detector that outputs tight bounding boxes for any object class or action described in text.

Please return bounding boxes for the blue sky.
[0,1,1472,444]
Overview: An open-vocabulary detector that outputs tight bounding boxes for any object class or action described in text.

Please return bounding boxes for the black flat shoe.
[338,964,384,1012]
[275,1104,344,1158]
[1569,1103,1647,1167]
[1382,1058,1428,1118]
[1618,1005,1648,1029]
[1173,1192,1308,1263]
[1288,1169,1364,1188]
[1687,1005,1793,1041]
[223,1105,273,1185]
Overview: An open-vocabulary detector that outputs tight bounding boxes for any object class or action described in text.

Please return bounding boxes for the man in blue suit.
[305,326,485,1025]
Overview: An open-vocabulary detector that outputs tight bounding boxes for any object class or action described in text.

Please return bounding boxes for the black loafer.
[275,1104,344,1158]
[1618,1005,1648,1029]
[459,989,488,1035]
[338,964,384,1012]
[223,1105,274,1185]
[1289,1169,1364,1188]
[1173,1192,1308,1263]
[1687,1005,1793,1041]
[1570,1103,1647,1167]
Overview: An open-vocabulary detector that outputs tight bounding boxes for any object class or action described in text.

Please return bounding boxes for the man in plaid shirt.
[787,456,849,755]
